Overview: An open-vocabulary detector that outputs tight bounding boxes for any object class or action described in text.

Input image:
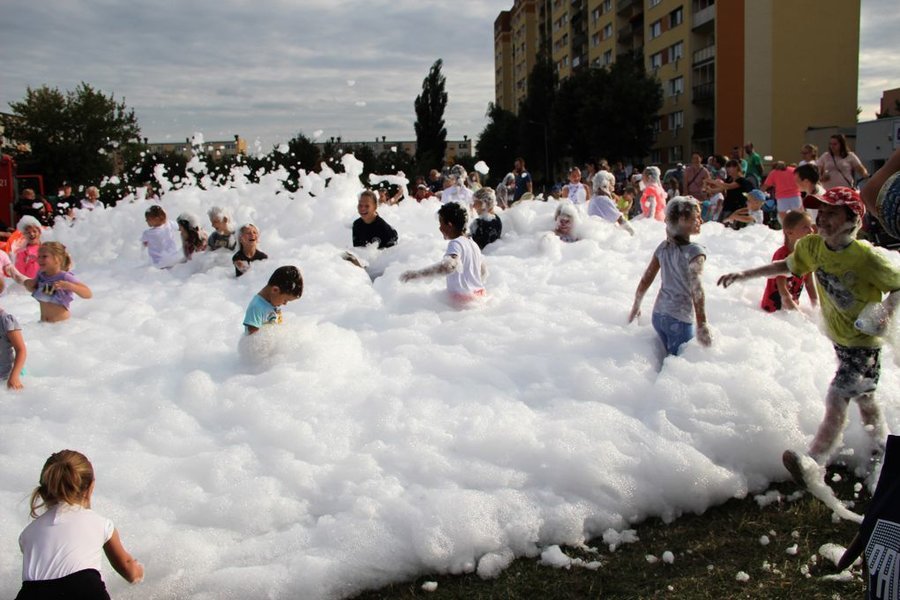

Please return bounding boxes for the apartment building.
[146,135,247,160]
[494,0,860,167]
[312,137,476,163]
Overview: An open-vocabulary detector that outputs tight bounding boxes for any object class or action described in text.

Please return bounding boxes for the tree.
[475,103,520,186]
[414,59,448,173]
[4,83,141,190]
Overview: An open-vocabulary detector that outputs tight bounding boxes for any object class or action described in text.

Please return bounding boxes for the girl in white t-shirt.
[17,450,143,598]
[400,202,486,305]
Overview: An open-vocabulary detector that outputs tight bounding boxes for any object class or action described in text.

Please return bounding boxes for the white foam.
[1,156,899,598]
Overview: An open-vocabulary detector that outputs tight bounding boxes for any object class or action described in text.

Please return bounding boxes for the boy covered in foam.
[141,205,184,268]
[719,187,900,485]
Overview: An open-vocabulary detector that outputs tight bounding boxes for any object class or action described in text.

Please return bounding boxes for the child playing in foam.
[718,187,900,485]
[761,211,818,312]
[629,196,711,356]
[639,166,667,221]
[469,187,502,250]
[6,242,92,323]
[0,278,26,389]
[207,206,237,251]
[11,216,44,280]
[141,205,183,268]
[553,202,580,242]
[439,165,474,208]
[16,450,143,598]
[352,190,398,249]
[233,224,268,278]
[588,171,635,236]
[176,212,208,260]
[243,266,304,335]
[401,202,486,305]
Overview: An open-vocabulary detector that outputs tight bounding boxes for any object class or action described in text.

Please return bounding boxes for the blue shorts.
[652,312,694,356]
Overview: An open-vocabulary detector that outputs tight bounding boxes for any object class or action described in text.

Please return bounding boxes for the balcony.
[692,82,715,105]
[692,4,715,29]
[617,0,636,13]
[692,45,715,65]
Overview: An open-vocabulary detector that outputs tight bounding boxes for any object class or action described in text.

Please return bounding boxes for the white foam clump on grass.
[735,571,750,582]
[420,581,438,592]
[661,551,674,564]
[1,152,900,599]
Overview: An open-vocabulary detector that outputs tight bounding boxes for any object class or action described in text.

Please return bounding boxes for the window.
[602,23,613,39]
[650,0,662,6]
[670,145,683,161]
[650,20,662,39]
[668,111,684,130]
[652,117,662,132]
[591,32,600,47]
[650,149,662,164]
[668,41,684,62]
[668,76,684,96]
[562,55,569,67]
[670,7,683,27]
[591,7,601,23]
[650,52,663,69]
[603,49,612,66]
[603,0,612,12]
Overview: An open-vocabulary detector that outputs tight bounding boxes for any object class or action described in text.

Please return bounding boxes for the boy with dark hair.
[795,163,825,197]
[243,266,303,335]
[718,187,900,485]
[400,202,486,305]
[353,190,398,249]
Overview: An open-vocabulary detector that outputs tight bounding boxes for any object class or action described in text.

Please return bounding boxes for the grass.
[353,466,868,599]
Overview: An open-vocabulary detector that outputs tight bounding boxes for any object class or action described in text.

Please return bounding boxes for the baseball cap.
[803,186,865,220]
[743,189,767,203]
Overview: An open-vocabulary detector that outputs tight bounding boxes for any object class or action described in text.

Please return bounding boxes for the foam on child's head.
[665,196,700,223]
[592,171,616,195]
[555,201,579,222]
[473,187,496,211]
[16,215,42,233]
[177,212,200,229]
[208,206,231,223]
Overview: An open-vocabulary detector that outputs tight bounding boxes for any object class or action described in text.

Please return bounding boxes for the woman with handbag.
[817,133,868,190]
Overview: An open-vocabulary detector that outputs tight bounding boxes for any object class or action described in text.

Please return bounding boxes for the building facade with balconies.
[494,0,861,167]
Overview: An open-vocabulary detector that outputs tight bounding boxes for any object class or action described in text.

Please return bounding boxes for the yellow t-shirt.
[787,236,900,348]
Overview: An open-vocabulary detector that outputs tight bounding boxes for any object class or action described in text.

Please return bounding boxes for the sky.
[1,0,896,151]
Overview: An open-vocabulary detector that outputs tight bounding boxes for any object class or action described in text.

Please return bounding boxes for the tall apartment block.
[494,0,860,167]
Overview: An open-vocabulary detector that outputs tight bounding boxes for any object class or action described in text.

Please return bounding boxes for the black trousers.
[16,569,110,600]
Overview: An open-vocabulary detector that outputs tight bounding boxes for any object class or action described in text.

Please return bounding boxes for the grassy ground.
[354,466,868,599]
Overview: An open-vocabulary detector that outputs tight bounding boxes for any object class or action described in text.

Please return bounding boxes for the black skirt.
[16,569,110,600]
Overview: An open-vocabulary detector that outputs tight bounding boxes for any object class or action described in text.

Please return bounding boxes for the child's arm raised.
[6,328,25,390]
[689,255,711,346]
[4,264,37,292]
[718,260,791,288]
[628,255,660,322]
[103,529,144,583]
[400,256,459,283]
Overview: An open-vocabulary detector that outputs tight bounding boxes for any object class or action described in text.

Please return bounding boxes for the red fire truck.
[0,154,45,227]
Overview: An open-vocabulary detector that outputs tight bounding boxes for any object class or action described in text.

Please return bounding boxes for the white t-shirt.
[587,194,622,222]
[817,151,863,190]
[141,220,184,268]
[441,185,474,207]
[444,237,484,296]
[19,504,115,581]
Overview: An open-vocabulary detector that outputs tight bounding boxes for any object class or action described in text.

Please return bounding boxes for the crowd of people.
[7,140,900,597]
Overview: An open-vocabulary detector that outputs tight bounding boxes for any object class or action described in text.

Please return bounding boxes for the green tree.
[4,83,141,190]
[475,103,520,187]
[550,51,662,166]
[414,59,448,173]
